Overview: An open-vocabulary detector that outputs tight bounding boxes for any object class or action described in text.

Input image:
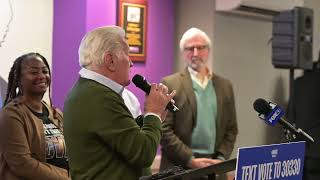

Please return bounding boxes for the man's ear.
[104,53,116,71]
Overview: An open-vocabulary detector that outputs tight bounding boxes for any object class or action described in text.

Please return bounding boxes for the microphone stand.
[285,68,296,143]
[282,126,314,143]
[283,128,296,143]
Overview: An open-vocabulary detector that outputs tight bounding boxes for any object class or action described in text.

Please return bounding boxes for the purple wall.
[52,0,87,109]
[86,0,117,31]
[52,0,174,110]
[127,0,175,109]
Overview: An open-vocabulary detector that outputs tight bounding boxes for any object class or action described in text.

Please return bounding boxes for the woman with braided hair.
[0,53,70,180]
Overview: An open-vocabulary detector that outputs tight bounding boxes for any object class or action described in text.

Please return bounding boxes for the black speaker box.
[272,7,313,70]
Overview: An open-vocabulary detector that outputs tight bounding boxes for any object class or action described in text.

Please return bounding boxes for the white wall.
[0,0,53,80]
[214,0,320,155]
[0,0,53,103]
[175,0,320,158]
[174,0,215,72]
[214,13,289,152]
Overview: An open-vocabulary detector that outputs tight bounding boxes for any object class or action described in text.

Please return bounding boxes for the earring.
[16,85,23,96]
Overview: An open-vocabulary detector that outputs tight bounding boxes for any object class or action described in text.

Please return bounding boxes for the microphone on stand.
[253,98,314,143]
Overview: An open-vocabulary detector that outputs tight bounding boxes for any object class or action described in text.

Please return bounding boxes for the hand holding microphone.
[132,74,177,121]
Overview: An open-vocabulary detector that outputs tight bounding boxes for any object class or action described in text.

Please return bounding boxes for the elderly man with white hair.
[63,26,176,180]
[160,27,238,178]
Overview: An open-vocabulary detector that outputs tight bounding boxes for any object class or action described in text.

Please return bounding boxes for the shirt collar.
[79,68,124,95]
[187,66,213,79]
[188,66,213,89]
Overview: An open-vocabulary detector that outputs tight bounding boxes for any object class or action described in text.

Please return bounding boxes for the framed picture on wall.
[118,0,148,62]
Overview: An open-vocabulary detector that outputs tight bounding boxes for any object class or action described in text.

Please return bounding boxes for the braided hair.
[4,53,52,107]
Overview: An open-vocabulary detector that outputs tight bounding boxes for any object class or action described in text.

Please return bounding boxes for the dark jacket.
[288,70,320,158]
[160,68,238,170]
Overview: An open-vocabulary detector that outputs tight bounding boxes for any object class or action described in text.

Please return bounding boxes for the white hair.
[78,26,126,67]
[179,27,211,52]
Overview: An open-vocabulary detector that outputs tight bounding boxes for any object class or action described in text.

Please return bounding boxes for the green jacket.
[63,78,161,180]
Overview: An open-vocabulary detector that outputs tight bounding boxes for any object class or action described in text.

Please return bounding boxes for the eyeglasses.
[184,45,208,52]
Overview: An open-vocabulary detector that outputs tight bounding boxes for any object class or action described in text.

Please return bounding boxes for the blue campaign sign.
[236,142,305,180]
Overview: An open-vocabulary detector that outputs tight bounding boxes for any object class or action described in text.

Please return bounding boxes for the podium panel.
[236,142,305,180]
[140,158,236,180]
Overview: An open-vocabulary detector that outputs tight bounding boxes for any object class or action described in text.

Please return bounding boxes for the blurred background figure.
[287,51,320,180]
[0,76,7,108]
[160,27,238,179]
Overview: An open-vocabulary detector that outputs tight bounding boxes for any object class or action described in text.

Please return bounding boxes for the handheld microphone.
[253,98,314,143]
[132,74,179,112]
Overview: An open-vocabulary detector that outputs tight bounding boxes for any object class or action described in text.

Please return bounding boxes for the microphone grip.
[166,100,179,112]
[297,128,315,143]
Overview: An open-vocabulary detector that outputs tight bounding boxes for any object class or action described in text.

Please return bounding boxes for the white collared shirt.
[188,66,213,89]
[79,68,124,95]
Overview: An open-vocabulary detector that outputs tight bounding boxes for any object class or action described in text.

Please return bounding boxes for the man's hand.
[187,158,223,169]
[144,83,176,121]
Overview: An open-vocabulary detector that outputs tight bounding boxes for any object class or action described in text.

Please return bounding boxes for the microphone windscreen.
[253,98,272,115]
[132,74,151,94]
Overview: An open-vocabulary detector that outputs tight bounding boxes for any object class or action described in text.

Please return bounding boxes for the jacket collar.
[181,68,197,126]
[12,96,57,124]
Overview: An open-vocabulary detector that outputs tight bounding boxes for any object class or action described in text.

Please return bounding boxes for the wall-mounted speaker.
[272,7,313,70]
